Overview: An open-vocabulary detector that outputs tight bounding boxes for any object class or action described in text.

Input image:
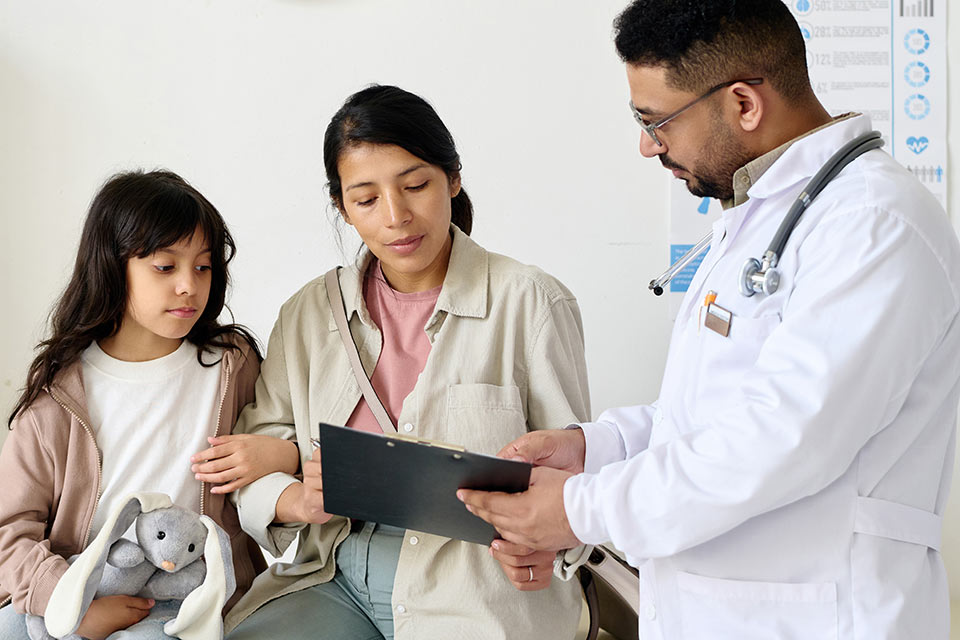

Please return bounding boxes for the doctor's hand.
[488,539,554,591]
[458,466,582,552]
[275,445,333,525]
[497,428,586,474]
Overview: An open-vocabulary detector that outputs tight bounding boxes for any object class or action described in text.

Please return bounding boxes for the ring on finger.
[528,566,534,582]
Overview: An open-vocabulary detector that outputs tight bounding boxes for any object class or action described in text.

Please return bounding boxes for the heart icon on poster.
[906,136,929,154]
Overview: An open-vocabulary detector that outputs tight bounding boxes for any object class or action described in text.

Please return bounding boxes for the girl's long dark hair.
[323,84,473,235]
[9,169,260,426]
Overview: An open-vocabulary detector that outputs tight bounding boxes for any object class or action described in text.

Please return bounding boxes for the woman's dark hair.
[9,169,260,426]
[323,84,473,235]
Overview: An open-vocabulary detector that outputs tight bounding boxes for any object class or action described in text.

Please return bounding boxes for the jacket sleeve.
[231,313,304,557]
[564,204,960,561]
[525,296,591,429]
[0,407,70,615]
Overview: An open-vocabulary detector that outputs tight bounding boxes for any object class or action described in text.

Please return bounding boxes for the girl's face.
[100,229,212,361]
[338,143,461,293]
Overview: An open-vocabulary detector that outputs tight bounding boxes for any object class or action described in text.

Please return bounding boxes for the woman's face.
[338,143,461,293]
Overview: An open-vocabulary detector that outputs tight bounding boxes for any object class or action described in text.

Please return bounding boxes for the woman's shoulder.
[484,249,578,306]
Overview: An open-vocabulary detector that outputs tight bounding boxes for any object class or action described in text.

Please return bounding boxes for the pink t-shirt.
[345,262,441,433]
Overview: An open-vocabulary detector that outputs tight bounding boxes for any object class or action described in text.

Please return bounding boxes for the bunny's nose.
[161,561,176,572]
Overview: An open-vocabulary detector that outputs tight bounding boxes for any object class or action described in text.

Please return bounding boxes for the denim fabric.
[227,522,403,640]
[0,604,28,640]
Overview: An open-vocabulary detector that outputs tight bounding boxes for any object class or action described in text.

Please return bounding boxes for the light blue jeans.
[227,521,404,640]
[0,603,29,639]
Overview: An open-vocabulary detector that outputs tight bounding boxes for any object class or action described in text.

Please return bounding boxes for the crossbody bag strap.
[324,267,397,433]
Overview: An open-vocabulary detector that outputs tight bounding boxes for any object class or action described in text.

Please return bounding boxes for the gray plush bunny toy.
[27,493,235,640]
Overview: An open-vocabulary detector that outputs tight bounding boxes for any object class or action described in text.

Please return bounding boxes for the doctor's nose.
[639,131,666,159]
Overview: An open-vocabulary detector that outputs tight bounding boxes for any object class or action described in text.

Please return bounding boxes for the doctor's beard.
[662,116,755,202]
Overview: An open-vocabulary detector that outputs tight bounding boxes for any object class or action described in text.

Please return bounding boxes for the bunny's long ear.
[44,492,173,639]
[164,515,235,640]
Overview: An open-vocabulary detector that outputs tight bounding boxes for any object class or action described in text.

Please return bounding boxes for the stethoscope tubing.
[649,130,885,297]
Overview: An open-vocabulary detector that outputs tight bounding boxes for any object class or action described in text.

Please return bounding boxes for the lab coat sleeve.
[564,203,960,559]
[232,312,305,557]
[579,404,658,473]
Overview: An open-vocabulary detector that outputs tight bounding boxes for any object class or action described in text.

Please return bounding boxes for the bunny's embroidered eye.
[157,531,166,540]
[188,543,195,553]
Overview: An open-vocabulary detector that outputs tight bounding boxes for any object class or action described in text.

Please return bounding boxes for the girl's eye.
[154,265,174,273]
[407,181,429,192]
[195,265,212,273]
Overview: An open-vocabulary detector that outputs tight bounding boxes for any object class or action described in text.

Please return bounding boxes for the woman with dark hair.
[214,86,591,639]
[0,170,297,638]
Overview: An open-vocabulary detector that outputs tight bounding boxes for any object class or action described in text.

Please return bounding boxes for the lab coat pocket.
[686,312,780,423]
[445,383,526,456]
[676,571,838,640]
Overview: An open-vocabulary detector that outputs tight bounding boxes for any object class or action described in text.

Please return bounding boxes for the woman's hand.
[191,434,300,494]
[489,539,554,591]
[275,445,333,525]
[74,595,154,640]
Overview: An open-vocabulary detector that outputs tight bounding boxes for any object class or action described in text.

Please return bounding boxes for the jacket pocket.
[676,571,838,640]
[444,383,526,456]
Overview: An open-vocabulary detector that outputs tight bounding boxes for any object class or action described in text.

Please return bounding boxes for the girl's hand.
[488,539,554,591]
[75,595,154,640]
[191,434,300,494]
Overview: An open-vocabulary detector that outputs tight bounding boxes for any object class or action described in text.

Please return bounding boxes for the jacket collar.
[331,224,489,331]
[746,113,872,201]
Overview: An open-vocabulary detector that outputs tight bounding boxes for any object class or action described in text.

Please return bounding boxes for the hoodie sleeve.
[0,406,71,615]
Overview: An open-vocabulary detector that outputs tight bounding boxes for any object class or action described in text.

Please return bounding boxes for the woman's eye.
[407,181,429,192]
[356,197,377,207]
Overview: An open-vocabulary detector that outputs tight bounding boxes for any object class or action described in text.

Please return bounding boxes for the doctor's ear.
[728,80,764,134]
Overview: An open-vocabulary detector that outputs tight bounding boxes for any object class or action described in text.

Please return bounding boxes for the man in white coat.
[459,1,960,638]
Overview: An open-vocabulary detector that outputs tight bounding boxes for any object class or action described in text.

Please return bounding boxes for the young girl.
[0,170,297,639]
[212,86,592,640]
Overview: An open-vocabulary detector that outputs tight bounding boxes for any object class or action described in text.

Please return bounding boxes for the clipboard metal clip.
[386,432,467,452]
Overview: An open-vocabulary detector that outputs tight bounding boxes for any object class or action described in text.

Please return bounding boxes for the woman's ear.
[448,172,462,199]
[335,199,353,226]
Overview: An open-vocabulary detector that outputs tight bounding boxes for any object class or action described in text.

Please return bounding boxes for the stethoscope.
[649,131,884,297]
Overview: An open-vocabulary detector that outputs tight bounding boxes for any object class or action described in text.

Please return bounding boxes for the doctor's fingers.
[498,429,585,473]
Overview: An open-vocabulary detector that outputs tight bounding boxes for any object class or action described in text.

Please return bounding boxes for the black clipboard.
[318,422,531,545]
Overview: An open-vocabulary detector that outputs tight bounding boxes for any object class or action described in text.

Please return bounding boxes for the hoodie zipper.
[199,356,231,517]
[48,391,103,550]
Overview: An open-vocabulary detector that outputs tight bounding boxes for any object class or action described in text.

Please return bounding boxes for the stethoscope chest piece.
[739,253,781,297]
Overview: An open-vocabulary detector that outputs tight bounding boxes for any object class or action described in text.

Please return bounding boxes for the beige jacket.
[0,338,266,616]
[227,227,591,639]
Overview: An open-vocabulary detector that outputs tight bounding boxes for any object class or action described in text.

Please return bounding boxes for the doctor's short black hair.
[613,0,812,103]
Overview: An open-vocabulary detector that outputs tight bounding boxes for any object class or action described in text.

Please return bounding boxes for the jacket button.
[409,536,419,545]
[403,423,414,433]
[396,604,406,614]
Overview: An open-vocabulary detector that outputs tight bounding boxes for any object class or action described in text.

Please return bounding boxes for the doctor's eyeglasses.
[630,77,764,147]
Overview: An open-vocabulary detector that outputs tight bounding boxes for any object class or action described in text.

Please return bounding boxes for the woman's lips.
[386,235,424,255]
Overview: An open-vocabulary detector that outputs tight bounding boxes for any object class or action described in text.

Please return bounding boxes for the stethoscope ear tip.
[653,286,664,296]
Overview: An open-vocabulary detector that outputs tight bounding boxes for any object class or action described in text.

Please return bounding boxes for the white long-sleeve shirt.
[565,115,960,640]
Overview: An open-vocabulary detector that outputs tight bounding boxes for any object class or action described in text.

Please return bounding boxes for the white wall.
[1,0,958,600]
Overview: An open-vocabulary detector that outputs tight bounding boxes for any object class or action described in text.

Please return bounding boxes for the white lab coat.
[565,115,960,640]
